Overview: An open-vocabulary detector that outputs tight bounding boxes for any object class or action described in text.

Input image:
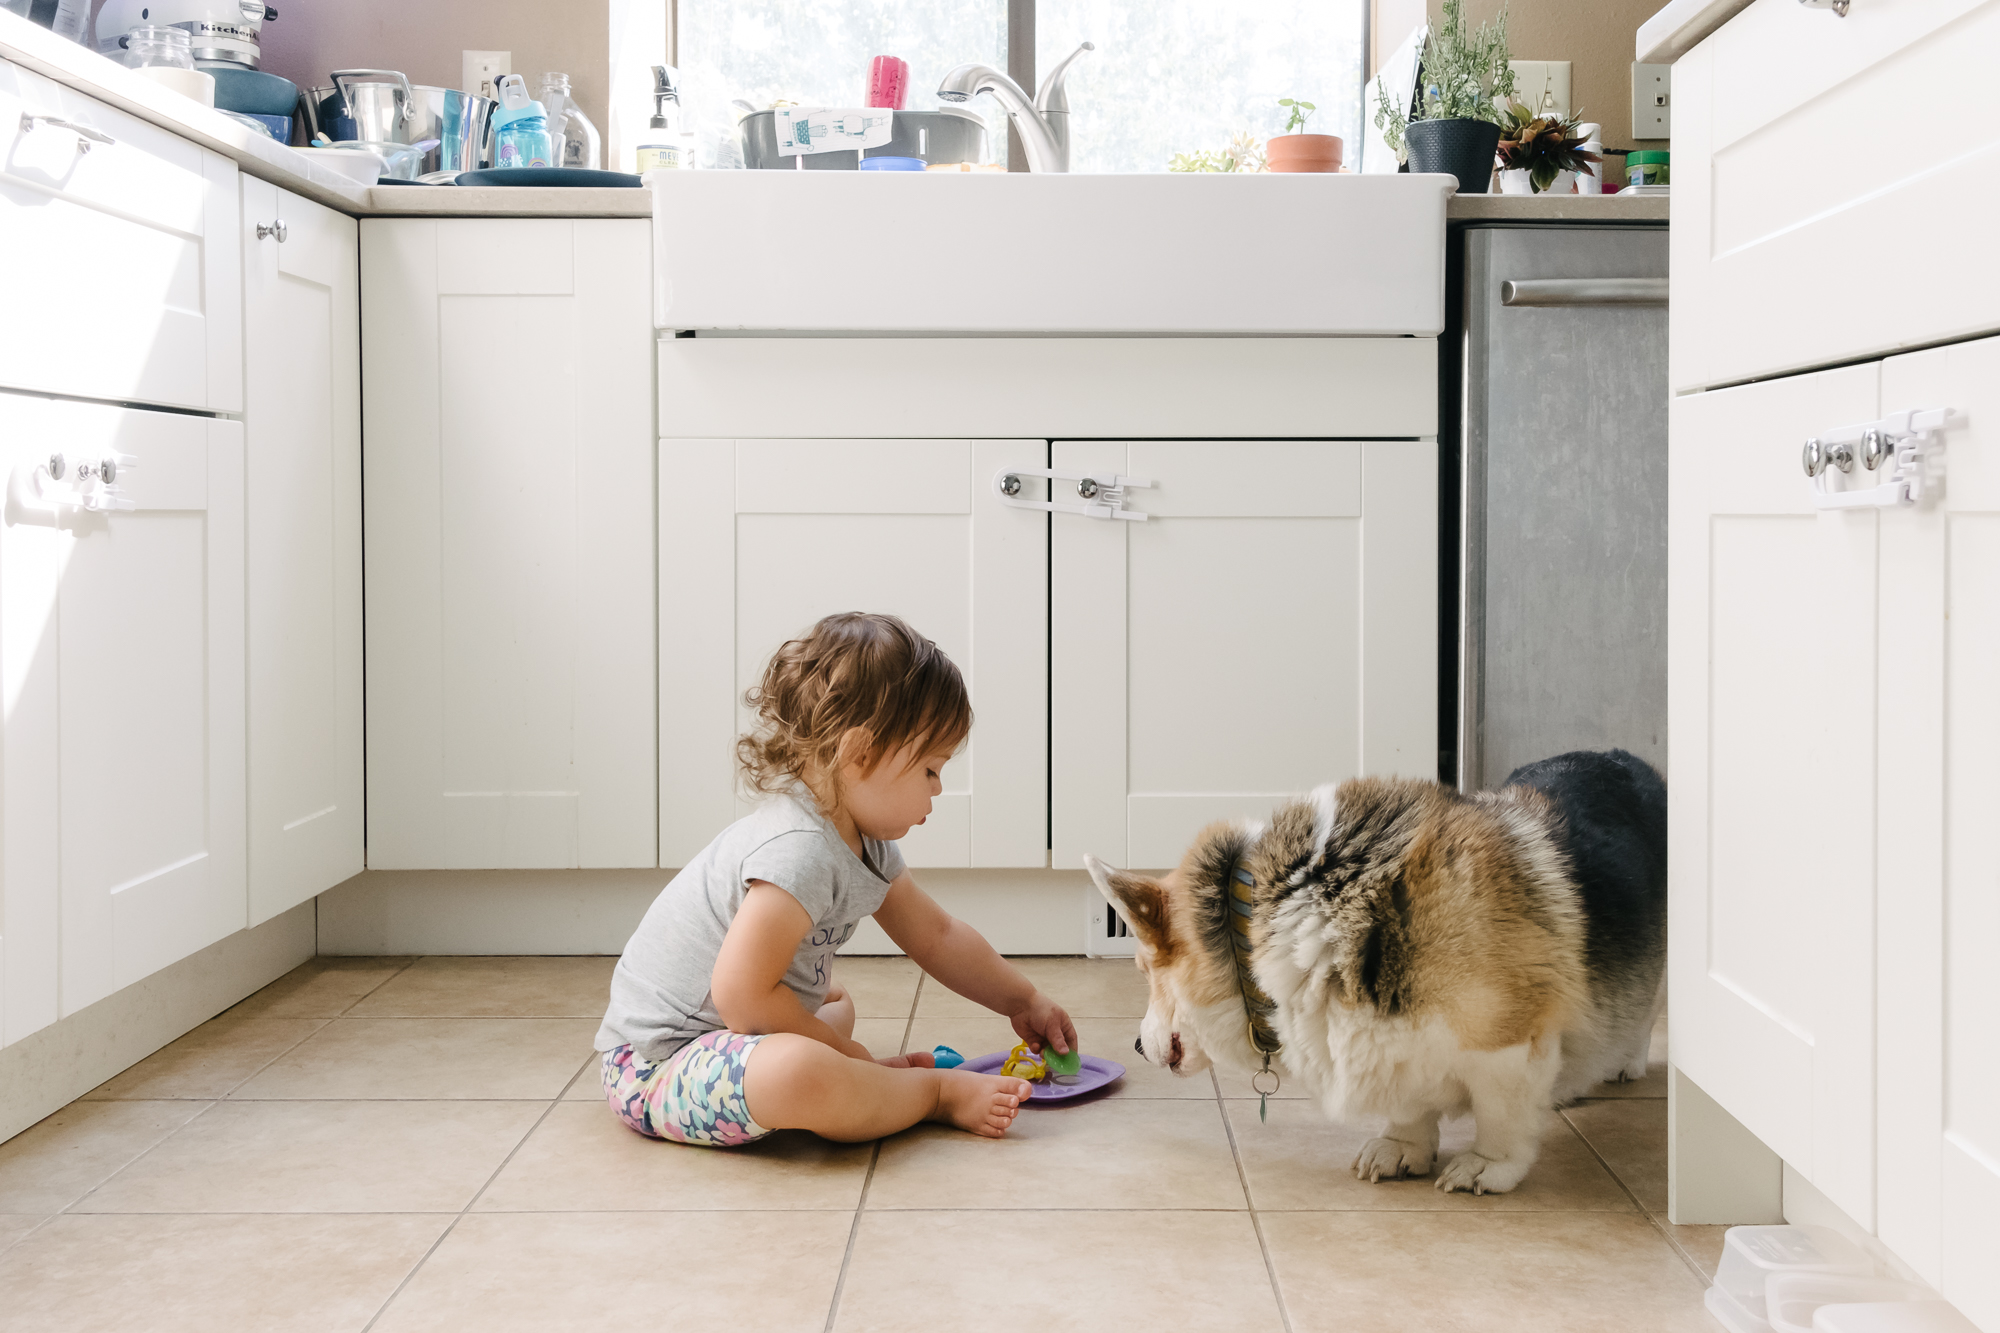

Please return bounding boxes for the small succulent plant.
[1278,98,1316,136]
[1168,130,1267,173]
[1495,100,1600,191]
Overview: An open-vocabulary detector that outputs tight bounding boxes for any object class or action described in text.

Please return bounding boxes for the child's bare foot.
[931,1070,1032,1138]
[874,1052,936,1069]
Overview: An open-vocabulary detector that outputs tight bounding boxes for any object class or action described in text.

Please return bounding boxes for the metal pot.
[738,108,988,170]
[327,69,416,145]
[308,75,493,175]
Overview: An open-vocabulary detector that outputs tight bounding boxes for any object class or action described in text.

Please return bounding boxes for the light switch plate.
[1508,60,1571,119]
[462,50,511,101]
[1632,62,1671,139]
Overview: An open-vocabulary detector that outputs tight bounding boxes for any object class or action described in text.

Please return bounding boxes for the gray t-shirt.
[596,792,906,1060]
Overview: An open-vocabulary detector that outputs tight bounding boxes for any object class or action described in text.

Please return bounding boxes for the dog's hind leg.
[1437,1039,1562,1195]
[1620,978,1666,1083]
[1353,1114,1441,1182]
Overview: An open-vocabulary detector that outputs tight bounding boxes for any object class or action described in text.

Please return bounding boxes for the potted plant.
[1494,100,1600,194]
[1265,97,1342,172]
[1373,0,1516,193]
[1167,130,1266,173]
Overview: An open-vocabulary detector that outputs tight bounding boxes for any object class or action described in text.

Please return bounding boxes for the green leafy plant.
[1168,130,1266,173]
[1277,98,1316,136]
[1495,100,1600,191]
[1373,0,1517,159]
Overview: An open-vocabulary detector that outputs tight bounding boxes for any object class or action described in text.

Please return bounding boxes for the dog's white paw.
[1435,1150,1531,1195]
[1351,1136,1434,1183]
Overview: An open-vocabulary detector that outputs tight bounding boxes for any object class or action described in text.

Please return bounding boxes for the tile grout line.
[358,1068,574,1332]
[1557,1107,1712,1286]
[821,1142,883,1333]
[1215,1070,1296,1333]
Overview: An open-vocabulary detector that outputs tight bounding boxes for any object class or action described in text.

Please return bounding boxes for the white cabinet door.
[1874,337,2000,1329]
[362,219,656,869]
[0,57,241,413]
[242,179,363,922]
[659,438,1046,870]
[1667,364,1881,1225]
[1051,439,1436,871]
[0,394,245,1023]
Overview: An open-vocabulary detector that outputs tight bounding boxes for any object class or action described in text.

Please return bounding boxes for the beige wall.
[256,0,614,147]
[1428,0,1660,144]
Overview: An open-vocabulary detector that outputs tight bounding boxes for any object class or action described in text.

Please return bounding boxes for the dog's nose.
[1133,1036,1144,1058]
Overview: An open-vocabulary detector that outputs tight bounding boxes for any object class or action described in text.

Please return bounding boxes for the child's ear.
[1082,855,1174,956]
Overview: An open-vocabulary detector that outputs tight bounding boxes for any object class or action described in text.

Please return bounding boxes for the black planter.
[1405,117,1502,194]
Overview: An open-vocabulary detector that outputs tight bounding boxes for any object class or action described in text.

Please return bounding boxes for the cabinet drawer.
[0,57,241,412]
[1670,0,2000,390]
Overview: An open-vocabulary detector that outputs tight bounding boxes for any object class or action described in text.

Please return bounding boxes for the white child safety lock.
[1802,407,1954,510]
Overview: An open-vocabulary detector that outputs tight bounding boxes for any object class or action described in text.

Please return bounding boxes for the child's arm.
[712,883,872,1060]
[872,872,1078,1055]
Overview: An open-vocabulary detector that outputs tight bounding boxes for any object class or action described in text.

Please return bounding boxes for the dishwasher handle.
[1500,278,1668,307]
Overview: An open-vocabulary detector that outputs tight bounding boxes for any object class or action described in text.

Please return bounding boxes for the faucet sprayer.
[937,40,1094,173]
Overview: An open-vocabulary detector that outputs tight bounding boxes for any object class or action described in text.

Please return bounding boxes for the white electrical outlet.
[462,50,511,101]
[1632,62,1671,139]
[1508,60,1571,119]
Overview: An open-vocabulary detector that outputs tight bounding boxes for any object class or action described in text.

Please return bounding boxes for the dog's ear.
[1082,854,1173,952]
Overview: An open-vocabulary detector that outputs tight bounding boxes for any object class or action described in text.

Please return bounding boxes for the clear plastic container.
[1768,1275,1935,1333]
[1812,1302,1981,1333]
[1715,1227,1874,1321]
[124,24,193,70]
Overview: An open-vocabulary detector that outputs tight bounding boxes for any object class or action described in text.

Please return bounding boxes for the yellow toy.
[999,1041,1049,1082]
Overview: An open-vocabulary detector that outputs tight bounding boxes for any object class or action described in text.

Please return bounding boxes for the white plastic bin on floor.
[1768,1276,1934,1333]
[1813,1302,1980,1333]
[1706,1227,1874,1333]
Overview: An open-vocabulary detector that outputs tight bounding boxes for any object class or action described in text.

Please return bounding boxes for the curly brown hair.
[737,612,972,807]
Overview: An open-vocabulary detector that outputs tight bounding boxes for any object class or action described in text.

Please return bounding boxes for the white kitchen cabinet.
[0,55,240,413]
[1669,336,2000,1329]
[1667,364,1882,1225]
[362,218,656,869]
[0,394,245,1028]
[1051,440,1437,871]
[659,438,1047,870]
[241,177,363,922]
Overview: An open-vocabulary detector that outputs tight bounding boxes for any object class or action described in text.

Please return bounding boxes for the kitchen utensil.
[294,144,383,186]
[329,69,415,146]
[453,167,642,188]
[956,1051,1125,1101]
[94,0,272,70]
[215,107,286,140]
[209,67,297,115]
[859,155,925,171]
[738,107,987,170]
[306,83,489,176]
[123,24,193,68]
[336,138,426,180]
[866,55,909,109]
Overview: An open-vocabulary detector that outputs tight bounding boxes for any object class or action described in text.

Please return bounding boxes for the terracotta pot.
[1265,133,1343,173]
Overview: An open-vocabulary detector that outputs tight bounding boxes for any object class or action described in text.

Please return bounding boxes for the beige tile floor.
[0,954,1718,1332]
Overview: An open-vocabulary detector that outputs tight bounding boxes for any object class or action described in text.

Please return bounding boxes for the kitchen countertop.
[1447,194,1667,222]
[4,12,1668,227]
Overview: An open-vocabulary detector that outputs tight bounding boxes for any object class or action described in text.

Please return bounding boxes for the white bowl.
[295,145,384,186]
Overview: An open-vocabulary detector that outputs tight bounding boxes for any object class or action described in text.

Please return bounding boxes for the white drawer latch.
[1802,407,1953,510]
[994,466,1152,521]
[19,451,138,514]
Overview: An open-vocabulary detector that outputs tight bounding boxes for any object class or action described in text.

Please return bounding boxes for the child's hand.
[1010,991,1079,1056]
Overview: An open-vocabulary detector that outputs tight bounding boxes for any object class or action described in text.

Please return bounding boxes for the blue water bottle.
[490,73,552,169]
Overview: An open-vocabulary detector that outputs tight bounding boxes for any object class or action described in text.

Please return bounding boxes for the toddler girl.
[595,611,1075,1144]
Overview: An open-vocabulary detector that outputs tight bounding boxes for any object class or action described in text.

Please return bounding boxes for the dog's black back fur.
[1501,749,1667,991]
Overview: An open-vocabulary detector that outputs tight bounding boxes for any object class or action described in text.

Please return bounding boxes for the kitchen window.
[675,0,1368,172]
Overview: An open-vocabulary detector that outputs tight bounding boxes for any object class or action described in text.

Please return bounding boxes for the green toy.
[1043,1046,1083,1079]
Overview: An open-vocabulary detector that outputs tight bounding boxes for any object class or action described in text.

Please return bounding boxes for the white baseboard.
[1667,1063,1785,1225]
[0,902,314,1146]
[315,868,1103,956]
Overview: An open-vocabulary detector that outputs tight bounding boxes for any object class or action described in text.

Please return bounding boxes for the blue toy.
[931,1044,965,1069]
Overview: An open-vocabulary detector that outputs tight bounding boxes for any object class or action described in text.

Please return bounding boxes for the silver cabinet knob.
[1077,478,1100,499]
[1798,0,1850,13]
[1861,428,1889,470]
[1802,439,1825,477]
[999,474,1022,497]
[256,220,288,242]
[48,452,66,480]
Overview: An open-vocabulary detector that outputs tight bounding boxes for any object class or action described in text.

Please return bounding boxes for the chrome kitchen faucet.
[937,41,1093,173]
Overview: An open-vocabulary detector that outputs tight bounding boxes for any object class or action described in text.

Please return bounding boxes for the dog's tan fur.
[1087,770,1661,1196]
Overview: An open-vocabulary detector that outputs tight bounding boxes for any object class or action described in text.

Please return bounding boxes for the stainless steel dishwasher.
[1456,225,1669,790]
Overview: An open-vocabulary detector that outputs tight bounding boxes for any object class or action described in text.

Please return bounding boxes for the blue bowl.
[209,67,299,116]
[859,155,926,171]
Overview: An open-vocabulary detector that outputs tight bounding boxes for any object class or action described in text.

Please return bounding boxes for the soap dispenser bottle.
[491,73,553,169]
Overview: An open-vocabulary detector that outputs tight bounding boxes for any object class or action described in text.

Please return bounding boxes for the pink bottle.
[866,56,909,110]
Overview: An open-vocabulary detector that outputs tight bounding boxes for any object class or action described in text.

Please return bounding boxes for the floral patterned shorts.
[602,1032,774,1146]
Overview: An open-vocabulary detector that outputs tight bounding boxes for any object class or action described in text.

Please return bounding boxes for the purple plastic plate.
[957,1052,1126,1102]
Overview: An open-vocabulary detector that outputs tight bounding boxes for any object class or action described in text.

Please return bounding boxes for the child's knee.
[748,1032,843,1096]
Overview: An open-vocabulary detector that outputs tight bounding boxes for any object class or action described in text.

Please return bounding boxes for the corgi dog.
[1086,749,1666,1195]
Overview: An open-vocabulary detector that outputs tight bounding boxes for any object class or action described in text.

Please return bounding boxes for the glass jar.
[124,24,195,70]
